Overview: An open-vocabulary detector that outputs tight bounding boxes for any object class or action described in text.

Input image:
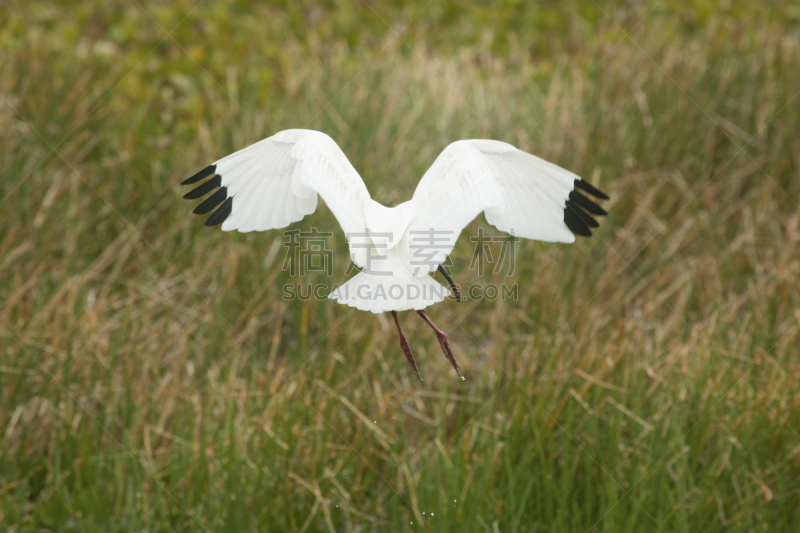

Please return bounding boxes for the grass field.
[2,1,800,531]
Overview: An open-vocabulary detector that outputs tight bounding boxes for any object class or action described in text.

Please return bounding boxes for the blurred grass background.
[2,1,800,531]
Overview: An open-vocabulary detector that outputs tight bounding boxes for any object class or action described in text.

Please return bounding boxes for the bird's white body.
[183,129,608,313]
[334,199,449,313]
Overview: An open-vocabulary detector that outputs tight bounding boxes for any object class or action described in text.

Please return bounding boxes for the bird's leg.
[437,265,461,302]
[415,310,461,376]
[391,311,422,381]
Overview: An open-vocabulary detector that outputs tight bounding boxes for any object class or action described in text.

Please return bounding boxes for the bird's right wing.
[182,129,372,266]
[406,139,608,271]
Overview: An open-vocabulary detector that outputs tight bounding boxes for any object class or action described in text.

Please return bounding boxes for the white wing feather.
[406,139,578,271]
[211,129,371,265]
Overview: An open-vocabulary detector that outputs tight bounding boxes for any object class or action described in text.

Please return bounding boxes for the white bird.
[182,129,608,379]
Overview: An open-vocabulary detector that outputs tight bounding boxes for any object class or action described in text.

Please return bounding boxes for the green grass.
[2,1,800,531]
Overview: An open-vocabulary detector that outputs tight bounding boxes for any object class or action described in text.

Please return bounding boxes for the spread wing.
[181,129,372,265]
[406,139,609,271]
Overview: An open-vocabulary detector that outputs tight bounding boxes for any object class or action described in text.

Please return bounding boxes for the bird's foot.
[399,336,423,382]
[392,310,423,381]
[434,330,461,376]
[416,310,461,377]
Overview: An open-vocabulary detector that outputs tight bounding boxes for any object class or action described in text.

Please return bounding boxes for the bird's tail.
[328,271,449,313]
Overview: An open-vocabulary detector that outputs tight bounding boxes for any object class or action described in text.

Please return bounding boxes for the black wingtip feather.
[564,205,592,236]
[566,201,599,228]
[193,187,228,215]
[183,175,221,199]
[574,179,609,200]
[182,164,216,185]
[569,190,608,216]
[205,197,233,226]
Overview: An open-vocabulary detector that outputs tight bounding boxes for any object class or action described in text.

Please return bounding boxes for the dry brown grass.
[1,4,800,531]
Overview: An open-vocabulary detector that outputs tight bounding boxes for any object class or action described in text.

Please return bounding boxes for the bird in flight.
[182,129,608,380]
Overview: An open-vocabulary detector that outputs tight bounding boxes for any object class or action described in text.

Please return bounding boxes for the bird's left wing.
[406,139,608,271]
[182,129,372,265]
